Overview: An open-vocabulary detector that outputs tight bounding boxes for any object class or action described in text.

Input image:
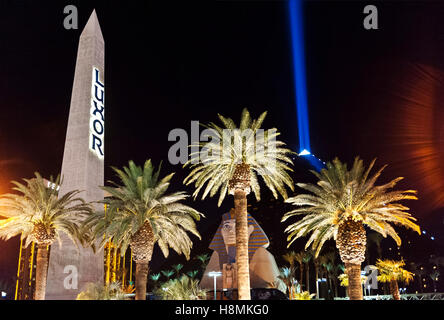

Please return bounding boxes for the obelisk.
[45,10,105,300]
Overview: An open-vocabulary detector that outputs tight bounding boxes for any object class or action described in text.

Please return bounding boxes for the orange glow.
[390,64,444,211]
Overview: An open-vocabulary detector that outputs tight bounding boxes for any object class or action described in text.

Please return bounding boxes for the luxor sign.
[90,67,105,159]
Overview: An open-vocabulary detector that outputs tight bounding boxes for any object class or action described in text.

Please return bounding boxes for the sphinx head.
[209,210,269,269]
[220,219,254,246]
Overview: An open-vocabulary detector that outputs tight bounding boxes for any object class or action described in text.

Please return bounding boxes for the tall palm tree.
[83,160,203,300]
[184,108,294,299]
[282,251,297,271]
[282,157,421,300]
[313,255,324,299]
[0,173,92,300]
[376,259,413,300]
[293,251,305,290]
[303,250,312,292]
[324,251,341,298]
[278,267,295,299]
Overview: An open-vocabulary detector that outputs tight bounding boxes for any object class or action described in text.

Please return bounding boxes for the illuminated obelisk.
[45,10,105,300]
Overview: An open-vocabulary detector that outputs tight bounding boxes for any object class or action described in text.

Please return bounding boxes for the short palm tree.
[282,157,421,300]
[149,273,161,289]
[376,259,413,300]
[172,263,184,277]
[186,270,199,279]
[195,253,210,277]
[161,269,175,281]
[293,291,315,300]
[83,160,203,300]
[76,281,129,300]
[0,172,92,300]
[156,275,207,300]
[184,108,294,299]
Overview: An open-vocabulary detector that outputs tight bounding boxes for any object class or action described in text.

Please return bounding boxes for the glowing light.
[288,0,311,154]
[89,67,105,160]
[299,149,311,156]
[208,271,222,301]
[388,64,444,211]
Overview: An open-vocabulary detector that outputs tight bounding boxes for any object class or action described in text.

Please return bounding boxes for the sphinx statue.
[200,210,285,294]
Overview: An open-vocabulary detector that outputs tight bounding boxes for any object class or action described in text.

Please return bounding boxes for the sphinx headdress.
[209,211,269,269]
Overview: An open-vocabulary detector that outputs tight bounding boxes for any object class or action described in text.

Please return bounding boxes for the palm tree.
[187,270,199,279]
[0,172,92,300]
[282,157,421,300]
[161,269,175,281]
[156,275,207,300]
[313,255,324,299]
[277,267,295,299]
[293,291,315,300]
[289,251,304,290]
[172,263,184,277]
[282,251,297,271]
[76,282,129,300]
[184,108,294,299]
[323,251,340,298]
[83,160,203,300]
[376,259,413,300]
[149,273,161,290]
[303,250,312,292]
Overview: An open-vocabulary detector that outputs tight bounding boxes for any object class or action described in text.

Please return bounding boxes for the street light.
[208,271,222,300]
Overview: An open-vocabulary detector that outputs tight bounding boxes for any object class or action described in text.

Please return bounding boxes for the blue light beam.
[289,0,311,154]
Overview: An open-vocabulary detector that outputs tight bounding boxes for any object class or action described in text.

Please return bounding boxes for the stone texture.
[45,10,105,300]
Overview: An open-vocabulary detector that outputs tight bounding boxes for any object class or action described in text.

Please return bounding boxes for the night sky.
[1,1,444,288]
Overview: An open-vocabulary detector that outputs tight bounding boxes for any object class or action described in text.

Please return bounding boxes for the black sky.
[1,1,444,283]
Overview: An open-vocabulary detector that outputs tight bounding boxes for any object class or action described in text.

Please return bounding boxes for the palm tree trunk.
[345,263,363,300]
[377,245,382,259]
[234,189,250,300]
[315,268,319,299]
[305,264,310,292]
[390,280,400,300]
[34,244,49,300]
[333,278,339,298]
[299,264,304,290]
[328,275,334,298]
[135,262,149,300]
